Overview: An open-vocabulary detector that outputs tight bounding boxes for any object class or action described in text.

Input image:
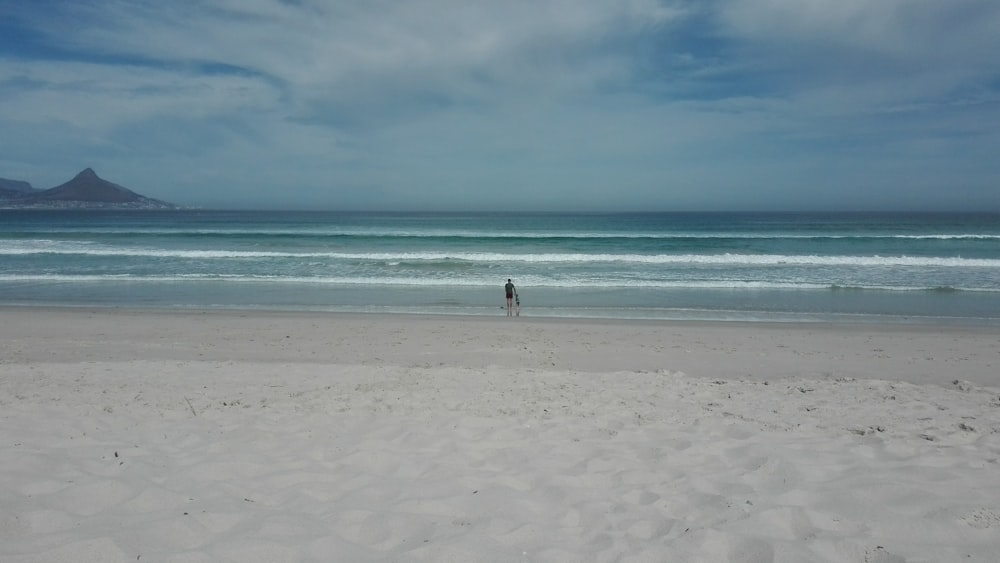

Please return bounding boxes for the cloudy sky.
[1,0,998,211]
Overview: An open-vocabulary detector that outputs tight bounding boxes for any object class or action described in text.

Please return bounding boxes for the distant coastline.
[0,168,181,210]
[0,200,184,210]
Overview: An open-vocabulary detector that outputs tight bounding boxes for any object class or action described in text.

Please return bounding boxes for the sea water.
[2,210,999,324]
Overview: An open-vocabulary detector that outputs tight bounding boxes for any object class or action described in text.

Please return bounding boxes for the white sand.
[2,308,999,562]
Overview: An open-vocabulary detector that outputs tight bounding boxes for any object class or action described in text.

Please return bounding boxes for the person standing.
[504,278,517,317]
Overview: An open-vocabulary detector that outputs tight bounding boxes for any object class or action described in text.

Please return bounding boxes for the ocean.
[2,210,999,324]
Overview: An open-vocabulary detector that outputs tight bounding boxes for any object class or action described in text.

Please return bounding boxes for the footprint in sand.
[864,545,906,563]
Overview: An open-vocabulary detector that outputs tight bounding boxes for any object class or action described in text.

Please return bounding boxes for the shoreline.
[3,305,998,387]
[4,288,1000,328]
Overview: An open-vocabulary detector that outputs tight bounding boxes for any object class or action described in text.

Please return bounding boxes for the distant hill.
[0,177,40,199]
[0,168,180,209]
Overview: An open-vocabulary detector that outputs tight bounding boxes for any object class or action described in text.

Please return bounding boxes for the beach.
[2,308,999,562]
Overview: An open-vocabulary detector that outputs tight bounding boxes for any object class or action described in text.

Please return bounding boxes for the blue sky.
[1,0,998,211]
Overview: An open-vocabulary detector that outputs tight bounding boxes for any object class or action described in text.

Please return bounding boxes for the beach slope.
[2,308,998,562]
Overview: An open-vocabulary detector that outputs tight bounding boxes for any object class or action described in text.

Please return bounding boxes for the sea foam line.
[8,229,1000,240]
[3,246,1000,267]
[1,274,995,293]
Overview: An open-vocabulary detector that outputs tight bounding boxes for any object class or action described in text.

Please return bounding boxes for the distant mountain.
[0,168,180,209]
[0,177,40,200]
[0,177,37,193]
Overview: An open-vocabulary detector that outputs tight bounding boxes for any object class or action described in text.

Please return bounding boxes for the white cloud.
[0,59,280,130]
[719,0,999,57]
[715,0,1000,95]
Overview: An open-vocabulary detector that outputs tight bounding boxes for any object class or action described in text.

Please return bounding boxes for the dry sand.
[1,307,999,562]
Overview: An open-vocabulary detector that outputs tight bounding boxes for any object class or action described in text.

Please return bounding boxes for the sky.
[1,0,998,211]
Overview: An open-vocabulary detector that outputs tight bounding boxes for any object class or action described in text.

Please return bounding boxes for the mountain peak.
[75,167,99,180]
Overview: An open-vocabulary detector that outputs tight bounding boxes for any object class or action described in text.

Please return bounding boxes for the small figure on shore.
[505,278,517,317]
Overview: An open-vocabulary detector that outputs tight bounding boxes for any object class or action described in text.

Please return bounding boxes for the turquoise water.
[2,210,999,323]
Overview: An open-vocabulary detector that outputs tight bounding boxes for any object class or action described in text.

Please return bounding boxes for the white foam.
[3,243,999,268]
